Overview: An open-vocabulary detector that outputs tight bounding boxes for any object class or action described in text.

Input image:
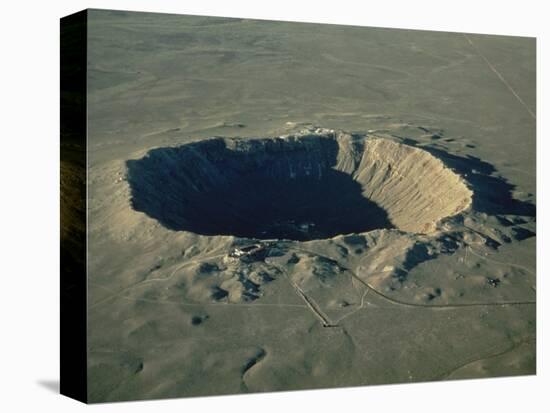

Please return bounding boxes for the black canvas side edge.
[60,9,88,404]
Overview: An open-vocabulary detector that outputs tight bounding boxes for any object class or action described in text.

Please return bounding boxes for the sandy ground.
[85,9,535,402]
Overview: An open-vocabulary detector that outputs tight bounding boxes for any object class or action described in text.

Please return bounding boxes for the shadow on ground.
[37,379,59,394]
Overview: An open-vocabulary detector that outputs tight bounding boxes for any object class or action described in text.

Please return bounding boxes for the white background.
[0,0,547,411]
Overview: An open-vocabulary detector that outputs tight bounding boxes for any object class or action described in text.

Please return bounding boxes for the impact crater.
[126,129,472,240]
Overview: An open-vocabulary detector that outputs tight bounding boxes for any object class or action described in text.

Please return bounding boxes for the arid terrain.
[84,9,536,402]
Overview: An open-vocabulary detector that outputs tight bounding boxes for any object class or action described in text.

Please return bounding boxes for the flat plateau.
[83,10,536,402]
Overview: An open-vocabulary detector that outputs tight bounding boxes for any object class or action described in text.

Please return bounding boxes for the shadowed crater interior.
[126,130,473,240]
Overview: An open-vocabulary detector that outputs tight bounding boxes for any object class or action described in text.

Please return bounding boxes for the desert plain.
[75,9,536,402]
